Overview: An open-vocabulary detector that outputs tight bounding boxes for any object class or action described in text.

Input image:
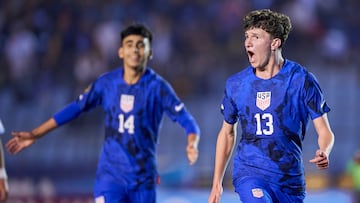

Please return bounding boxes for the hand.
[186,133,199,165]
[186,143,198,165]
[6,131,37,154]
[0,178,8,202]
[208,184,223,203]
[309,149,329,169]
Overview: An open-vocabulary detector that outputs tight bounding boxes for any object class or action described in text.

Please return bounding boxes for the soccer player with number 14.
[6,24,200,203]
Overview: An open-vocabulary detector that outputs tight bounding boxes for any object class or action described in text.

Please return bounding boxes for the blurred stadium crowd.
[0,0,358,101]
[0,0,360,201]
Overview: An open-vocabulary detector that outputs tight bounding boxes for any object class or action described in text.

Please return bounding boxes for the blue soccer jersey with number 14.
[221,59,330,195]
[54,67,199,196]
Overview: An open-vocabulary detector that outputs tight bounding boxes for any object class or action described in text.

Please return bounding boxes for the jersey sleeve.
[75,81,103,111]
[160,81,200,135]
[53,80,103,126]
[221,81,238,124]
[303,72,331,120]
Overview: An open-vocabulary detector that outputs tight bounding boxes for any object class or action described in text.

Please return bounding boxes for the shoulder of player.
[143,67,168,85]
[279,59,313,83]
[284,59,308,74]
[143,69,177,96]
[284,60,320,87]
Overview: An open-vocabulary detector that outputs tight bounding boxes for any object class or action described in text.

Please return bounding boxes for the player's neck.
[255,52,284,79]
[123,66,145,85]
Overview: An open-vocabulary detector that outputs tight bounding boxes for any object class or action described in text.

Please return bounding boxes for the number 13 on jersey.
[254,113,274,135]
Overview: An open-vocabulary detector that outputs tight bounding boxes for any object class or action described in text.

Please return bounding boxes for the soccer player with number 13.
[208,9,335,203]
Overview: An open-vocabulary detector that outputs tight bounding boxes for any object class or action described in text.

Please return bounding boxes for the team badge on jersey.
[120,94,134,113]
[252,188,264,198]
[256,91,271,111]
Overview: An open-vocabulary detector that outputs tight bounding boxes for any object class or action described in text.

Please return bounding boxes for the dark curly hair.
[243,9,292,47]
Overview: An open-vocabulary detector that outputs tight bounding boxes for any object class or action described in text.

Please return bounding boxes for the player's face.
[244,28,273,71]
[119,35,152,71]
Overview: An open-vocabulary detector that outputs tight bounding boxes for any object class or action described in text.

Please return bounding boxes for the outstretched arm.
[6,100,84,155]
[6,118,58,155]
[309,113,334,169]
[208,121,237,203]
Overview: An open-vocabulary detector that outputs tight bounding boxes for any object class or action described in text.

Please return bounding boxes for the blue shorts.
[94,187,156,203]
[233,176,305,203]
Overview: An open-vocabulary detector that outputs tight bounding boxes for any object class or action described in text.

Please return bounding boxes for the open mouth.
[247,50,254,58]
[247,50,255,62]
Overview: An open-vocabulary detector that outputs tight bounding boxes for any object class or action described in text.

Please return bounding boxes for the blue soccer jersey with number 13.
[221,59,330,195]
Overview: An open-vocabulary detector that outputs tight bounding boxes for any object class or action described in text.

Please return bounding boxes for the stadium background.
[0,0,359,202]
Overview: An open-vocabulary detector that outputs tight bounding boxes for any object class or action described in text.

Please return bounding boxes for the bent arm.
[309,113,335,169]
[313,113,334,157]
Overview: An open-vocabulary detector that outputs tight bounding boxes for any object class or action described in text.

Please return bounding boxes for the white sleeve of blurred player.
[0,119,4,135]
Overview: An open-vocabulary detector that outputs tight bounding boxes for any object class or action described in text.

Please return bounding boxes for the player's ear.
[118,47,124,59]
[149,49,153,60]
[271,38,281,50]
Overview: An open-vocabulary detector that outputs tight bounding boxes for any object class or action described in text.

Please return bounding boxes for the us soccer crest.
[120,94,134,113]
[256,91,271,111]
[252,188,264,198]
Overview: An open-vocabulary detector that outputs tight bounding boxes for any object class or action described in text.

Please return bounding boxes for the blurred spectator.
[320,28,349,63]
[93,20,121,65]
[73,46,106,95]
[4,21,37,102]
[0,0,357,99]
[347,151,360,203]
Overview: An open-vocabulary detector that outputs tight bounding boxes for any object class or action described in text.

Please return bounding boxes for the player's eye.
[123,41,134,48]
[137,43,145,49]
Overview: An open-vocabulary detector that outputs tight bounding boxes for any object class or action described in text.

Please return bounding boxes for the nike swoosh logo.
[174,103,184,112]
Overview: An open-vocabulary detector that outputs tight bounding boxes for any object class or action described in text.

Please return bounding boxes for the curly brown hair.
[243,9,292,48]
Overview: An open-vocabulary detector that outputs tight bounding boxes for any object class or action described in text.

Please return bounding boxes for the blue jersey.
[53,67,199,195]
[221,59,330,195]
